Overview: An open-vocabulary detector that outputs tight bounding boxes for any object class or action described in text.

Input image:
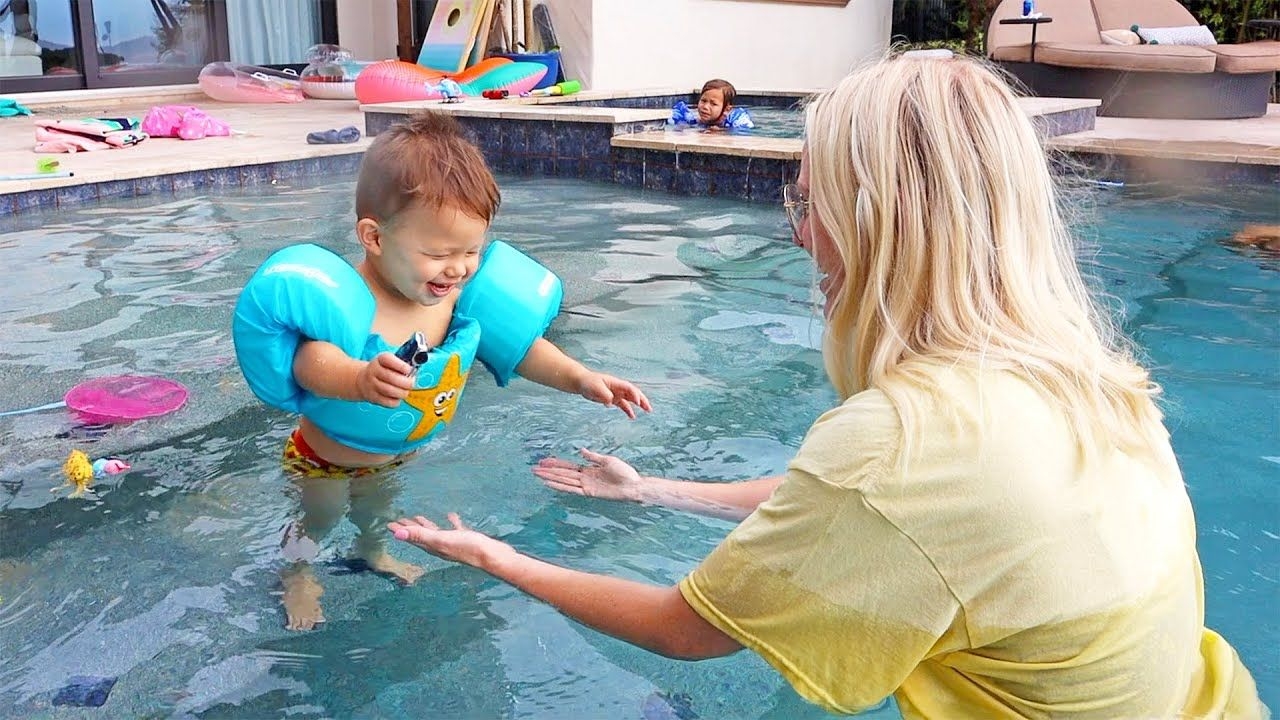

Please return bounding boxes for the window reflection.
[92,0,213,73]
[0,0,79,78]
[1,0,336,87]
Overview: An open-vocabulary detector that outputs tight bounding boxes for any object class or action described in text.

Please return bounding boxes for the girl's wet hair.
[701,78,737,108]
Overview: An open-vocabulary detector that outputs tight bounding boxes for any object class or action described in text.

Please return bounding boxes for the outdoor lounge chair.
[985,0,1280,119]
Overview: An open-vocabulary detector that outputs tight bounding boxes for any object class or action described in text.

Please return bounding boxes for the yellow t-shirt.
[679,368,1262,719]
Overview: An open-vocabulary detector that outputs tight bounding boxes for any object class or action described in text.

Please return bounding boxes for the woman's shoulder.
[790,388,904,489]
[812,387,901,437]
[791,367,1026,491]
[803,370,974,449]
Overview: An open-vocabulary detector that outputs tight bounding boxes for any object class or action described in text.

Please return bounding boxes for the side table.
[999,16,1055,62]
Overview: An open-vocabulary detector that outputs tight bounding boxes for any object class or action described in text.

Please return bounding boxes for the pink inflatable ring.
[199,62,304,104]
[354,58,546,104]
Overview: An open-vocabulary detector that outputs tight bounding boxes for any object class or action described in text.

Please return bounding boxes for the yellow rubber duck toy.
[59,450,130,498]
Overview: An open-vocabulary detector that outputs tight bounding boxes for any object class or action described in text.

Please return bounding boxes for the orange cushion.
[1091,0,1197,32]
[1035,42,1217,72]
[1209,41,1280,74]
[991,44,1036,62]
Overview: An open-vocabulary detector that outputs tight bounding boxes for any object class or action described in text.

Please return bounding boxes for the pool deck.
[1,83,1277,214]
[1052,104,1280,166]
[0,85,371,204]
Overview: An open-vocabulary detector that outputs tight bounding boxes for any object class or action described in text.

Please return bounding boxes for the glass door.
[225,0,335,70]
[0,0,336,93]
[0,0,84,91]
[81,0,226,87]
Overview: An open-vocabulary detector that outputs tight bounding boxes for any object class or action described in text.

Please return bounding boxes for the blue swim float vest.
[232,240,563,455]
[668,101,755,130]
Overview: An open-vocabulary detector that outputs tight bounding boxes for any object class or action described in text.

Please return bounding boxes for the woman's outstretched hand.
[532,448,648,503]
[388,514,514,570]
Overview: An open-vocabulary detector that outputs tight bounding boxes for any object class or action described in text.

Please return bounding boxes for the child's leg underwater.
[280,475,349,630]
[279,431,353,631]
[348,474,424,585]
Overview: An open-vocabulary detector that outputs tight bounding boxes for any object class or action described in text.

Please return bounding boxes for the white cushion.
[1136,25,1218,46]
[0,33,42,57]
[1100,29,1142,46]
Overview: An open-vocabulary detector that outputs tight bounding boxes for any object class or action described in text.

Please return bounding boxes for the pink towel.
[33,119,148,153]
[141,105,231,140]
[34,125,110,153]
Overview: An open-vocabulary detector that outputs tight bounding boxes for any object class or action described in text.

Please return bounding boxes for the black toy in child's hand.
[394,331,431,371]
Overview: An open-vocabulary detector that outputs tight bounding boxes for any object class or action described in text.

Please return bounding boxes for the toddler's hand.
[356,352,415,407]
[576,372,652,419]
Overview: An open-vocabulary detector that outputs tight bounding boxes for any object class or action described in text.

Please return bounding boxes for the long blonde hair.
[805,55,1163,456]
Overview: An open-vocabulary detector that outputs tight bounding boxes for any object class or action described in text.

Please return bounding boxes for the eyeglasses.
[781,183,810,241]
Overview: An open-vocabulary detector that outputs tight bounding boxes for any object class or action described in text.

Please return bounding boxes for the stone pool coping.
[606,97,1102,160]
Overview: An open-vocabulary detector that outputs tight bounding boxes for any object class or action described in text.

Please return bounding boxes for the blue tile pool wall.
[363,111,664,178]
[563,94,685,110]
[1065,151,1280,186]
[363,110,412,138]
[0,153,364,216]
[1033,107,1096,139]
[365,110,796,202]
[612,147,795,202]
[460,117,669,180]
[560,93,804,111]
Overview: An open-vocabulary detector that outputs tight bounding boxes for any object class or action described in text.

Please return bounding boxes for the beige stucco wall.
[334,0,891,90]
[335,0,399,61]
[549,0,891,90]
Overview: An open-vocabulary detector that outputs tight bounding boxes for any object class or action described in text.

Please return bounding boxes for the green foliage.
[895,0,1278,53]
[1182,0,1279,43]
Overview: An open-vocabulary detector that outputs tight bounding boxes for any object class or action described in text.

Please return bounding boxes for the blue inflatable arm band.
[668,100,700,126]
[457,240,564,386]
[231,244,375,413]
[725,107,754,130]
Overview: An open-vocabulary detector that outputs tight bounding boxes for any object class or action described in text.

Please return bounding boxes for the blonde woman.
[389,56,1263,718]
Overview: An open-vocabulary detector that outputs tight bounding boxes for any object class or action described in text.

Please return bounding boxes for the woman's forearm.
[638,475,785,520]
[482,547,740,659]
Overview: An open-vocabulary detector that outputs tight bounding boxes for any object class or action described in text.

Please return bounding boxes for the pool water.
[0,176,1275,718]
[740,107,805,139]
[662,107,804,139]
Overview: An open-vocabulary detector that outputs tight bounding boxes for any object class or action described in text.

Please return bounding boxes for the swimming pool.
[658,107,804,140]
[0,176,1274,718]
[741,107,805,139]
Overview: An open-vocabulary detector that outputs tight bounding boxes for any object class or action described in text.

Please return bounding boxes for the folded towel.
[33,118,148,153]
[0,97,32,117]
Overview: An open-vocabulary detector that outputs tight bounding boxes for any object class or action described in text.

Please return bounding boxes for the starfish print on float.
[403,352,469,442]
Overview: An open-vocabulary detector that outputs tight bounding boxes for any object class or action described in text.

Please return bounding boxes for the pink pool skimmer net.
[0,375,189,423]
